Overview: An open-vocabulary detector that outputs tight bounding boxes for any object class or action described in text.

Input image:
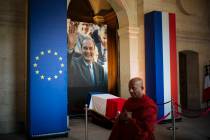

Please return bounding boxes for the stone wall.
[0,0,26,133]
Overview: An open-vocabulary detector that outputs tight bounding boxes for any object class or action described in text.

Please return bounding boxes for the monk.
[109,77,157,140]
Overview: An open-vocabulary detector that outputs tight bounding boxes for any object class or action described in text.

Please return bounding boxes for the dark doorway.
[179,52,187,109]
[179,51,200,110]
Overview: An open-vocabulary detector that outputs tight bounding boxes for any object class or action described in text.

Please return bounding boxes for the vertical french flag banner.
[145,11,178,119]
[28,0,68,137]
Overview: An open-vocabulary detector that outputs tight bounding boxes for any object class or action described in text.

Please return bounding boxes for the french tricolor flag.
[144,11,178,119]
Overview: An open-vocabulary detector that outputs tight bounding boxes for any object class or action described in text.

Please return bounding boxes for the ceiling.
[88,0,112,15]
[67,0,114,23]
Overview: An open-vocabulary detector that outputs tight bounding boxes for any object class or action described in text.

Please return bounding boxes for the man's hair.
[82,37,95,48]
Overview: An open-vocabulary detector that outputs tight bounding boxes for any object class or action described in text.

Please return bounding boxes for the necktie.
[89,64,95,85]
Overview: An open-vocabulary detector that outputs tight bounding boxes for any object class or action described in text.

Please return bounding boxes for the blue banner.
[28,0,67,137]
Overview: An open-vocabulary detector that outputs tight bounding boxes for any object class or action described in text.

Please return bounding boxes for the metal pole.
[85,104,88,140]
[171,98,175,140]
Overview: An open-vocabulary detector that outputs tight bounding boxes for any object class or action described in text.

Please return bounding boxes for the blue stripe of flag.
[145,11,164,119]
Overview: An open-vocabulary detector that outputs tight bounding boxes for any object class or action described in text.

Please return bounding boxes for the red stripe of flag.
[169,13,178,111]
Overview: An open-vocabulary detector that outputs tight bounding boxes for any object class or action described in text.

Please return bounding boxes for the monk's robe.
[109,95,157,140]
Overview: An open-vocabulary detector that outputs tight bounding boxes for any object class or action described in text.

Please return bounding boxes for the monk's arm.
[128,106,157,133]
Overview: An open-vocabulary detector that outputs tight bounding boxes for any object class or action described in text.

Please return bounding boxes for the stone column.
[118,26,139,98]
[137,0,146,88]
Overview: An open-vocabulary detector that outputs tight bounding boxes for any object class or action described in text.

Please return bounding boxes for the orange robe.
[109,95,157,140]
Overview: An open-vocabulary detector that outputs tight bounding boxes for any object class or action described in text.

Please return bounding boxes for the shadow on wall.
[0,0,27,133]
[14,0,27,132]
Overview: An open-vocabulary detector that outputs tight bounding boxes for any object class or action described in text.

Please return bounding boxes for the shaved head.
[128,77,144,98]
[129,77,143,87]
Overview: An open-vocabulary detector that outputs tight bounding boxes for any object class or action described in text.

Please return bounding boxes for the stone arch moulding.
[176,0,193,16]
[69,0,130,28]
[107,0,140,97]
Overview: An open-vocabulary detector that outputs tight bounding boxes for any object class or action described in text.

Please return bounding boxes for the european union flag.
[28,0,68,137]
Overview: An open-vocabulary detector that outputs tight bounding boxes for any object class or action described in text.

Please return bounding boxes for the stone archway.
[68,0,141,98]
[106,0,141,98]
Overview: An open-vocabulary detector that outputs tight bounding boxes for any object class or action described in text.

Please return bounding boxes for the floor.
[0,113,210,140]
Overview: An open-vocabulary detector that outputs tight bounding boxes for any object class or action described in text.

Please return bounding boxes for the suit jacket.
[68,56,107,114]
[69,56,105,88]
[67,50,81,86]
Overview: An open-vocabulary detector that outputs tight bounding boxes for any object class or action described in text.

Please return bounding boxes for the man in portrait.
[69,37,106,114]
[70,37,105,87]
